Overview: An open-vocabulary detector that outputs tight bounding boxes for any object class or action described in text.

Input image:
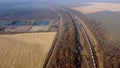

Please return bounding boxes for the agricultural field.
[0,2,59,33]
[29,25,49,32]
[72,2,120,14]
[0,20,59,33]
[72,2,120,43]
[0,2,59,21]
[4,26,31,32]
[0,32,56,68]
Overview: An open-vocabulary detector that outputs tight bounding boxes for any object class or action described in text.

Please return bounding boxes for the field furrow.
[0,32,56,68]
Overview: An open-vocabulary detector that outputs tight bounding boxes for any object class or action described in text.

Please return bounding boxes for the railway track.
[44,4,82,67]
[43,4,63,68]
[43,3,98,68]
[75,16,97,68]
[69,13,97,68]
[67,10,98,68]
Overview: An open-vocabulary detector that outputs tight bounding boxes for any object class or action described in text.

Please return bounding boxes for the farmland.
[43,3,120,68]
[70,7,120,68]
[72,2,120,43]
[0,32,56,68]
[72,2,120,14]
[0,2,59,21]
[0,2,59,33]
[0,20,59,33]
[0,1,119,68]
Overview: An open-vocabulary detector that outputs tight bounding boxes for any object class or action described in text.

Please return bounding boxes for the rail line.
[75,16,97,68]
[43,3,97,68]
[43,3,63,68]
[66,9,98,68]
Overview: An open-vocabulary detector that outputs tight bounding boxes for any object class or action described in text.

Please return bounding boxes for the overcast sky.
[0,0,38,3]
[0,0,120,3]
[52,0,120,3]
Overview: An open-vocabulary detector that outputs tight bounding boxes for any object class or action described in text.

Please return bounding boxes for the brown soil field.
[0,32,56,68]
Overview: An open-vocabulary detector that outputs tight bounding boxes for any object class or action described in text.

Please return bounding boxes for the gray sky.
[0,0,120,3]
[52,0,120,3]
[0,0,37,3]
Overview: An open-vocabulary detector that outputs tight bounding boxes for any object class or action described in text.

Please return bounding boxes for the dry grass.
[72,2,120,14]
[0,32,56,68]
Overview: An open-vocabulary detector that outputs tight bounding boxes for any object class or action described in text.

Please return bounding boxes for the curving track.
[43,3,98,68]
